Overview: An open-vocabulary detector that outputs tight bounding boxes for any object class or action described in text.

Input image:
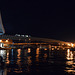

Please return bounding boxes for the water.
[0,47,75,75]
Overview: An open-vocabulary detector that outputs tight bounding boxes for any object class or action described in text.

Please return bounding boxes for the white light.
[67,49,73,60]
[68,43,70,46]
[0,40,2,42]
[0,43,3,47]
[71,43,74,47]
[6,40,8,42]
[0,50,6,59]
[21,35,24,37]
[15,34,20,36]
[25,35,28,37]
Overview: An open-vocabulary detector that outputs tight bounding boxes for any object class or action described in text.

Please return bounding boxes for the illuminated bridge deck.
[0,35,75,48]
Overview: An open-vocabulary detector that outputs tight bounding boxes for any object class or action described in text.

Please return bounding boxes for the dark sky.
[0,0,75,42]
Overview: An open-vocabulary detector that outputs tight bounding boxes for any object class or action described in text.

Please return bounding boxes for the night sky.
[0,0,75,42]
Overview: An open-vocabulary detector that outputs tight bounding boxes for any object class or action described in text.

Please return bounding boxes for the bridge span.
[0,35,75,48]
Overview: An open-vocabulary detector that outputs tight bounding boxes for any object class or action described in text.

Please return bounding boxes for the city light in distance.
[28,48,31,53]
[71,43,74,47]
[0,40,2,42]
[68,43,70,46]
[6,40,8,42]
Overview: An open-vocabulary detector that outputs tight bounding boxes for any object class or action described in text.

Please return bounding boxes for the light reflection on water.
[65,49,75,74]
[0,47,75,75]
[67,49,73,60]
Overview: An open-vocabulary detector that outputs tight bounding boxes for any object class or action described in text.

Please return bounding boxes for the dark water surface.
[0,47,75,75]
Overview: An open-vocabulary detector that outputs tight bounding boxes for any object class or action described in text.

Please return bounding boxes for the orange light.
[44,48,47,50]
[28,48,31,53]
[29,38,31,41]
[57,48,59,50]
[52,48,54,50]
[36,48,40,55]
[62,44,64,45]
[55,46,57,49]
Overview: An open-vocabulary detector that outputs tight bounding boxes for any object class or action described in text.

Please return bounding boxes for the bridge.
[0,11,75,49]
[0,34,73,45]
[0,35,74,49]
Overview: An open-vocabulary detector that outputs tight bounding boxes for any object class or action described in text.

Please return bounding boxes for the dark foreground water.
[0,47,75,75]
